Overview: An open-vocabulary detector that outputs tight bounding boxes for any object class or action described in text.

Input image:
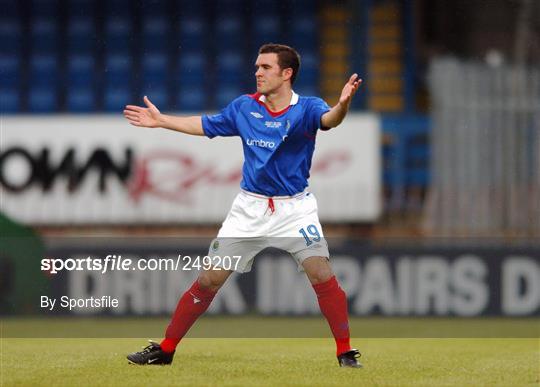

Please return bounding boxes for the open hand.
[123,96,162,128]
[339,74,362,107]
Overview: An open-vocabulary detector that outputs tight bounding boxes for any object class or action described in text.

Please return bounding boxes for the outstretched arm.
[123,96,205,136]
[321,74,362,129]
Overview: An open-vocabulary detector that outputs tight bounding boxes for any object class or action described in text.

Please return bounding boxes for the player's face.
[254,53,290,94]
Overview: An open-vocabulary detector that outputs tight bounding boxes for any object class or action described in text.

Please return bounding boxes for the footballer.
[123,44,363,368]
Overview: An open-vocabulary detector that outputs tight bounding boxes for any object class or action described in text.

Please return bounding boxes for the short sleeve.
[201,97,243,138]
[307,97,331,132]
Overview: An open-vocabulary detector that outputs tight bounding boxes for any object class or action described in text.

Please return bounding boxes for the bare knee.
[197,269,231,292]
[303,256,334,285]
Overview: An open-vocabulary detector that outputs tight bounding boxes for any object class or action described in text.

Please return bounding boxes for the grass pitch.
[1,318,539,386]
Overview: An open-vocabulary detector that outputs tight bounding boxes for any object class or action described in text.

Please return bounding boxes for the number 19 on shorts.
[299,224,321,246]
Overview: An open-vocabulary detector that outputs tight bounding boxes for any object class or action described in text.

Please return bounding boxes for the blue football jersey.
[202,92,331,196]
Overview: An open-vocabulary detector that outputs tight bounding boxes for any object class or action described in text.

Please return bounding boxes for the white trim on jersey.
[258,91,299,106]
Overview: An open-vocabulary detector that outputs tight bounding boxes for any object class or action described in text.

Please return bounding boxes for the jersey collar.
[257,91,299,106]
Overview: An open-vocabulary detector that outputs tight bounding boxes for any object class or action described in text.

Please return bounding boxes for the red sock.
[160,280,217,353]
[312,276,351,356]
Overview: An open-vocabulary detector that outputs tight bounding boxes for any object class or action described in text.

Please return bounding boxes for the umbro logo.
[250,112,263,119]
[189,292,201,304]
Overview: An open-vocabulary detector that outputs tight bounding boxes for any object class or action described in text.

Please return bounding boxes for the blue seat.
[0,20,22,54]
[217,52,243,84]
[0,88,20,113]
[298,51,318,82]
[66,87,95,112]
[141,54,168,83]
[142,16,168,52]
[67,18,95,53]
[290,17,316,49]
[175,86,204,111]
[293,84,317,97]
[215,16,243,47]
[178,17,206,51]
[215,86,242,108]
[30,18,58,53]
[29,86,58,112]
[104,17,132,52]
[104,54,132,85]
[29,54,58,85]
[253,15,280,48]
[0,55,20,87]
[177,52,206,85]
[140,86,168,110]
[104,86,132,112]
[67,54,95,86]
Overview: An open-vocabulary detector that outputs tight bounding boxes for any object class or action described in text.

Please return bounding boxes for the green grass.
[1,319,539,386]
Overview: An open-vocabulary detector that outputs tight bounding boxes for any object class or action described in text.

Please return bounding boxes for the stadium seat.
[142,16,169,53]
[0,88,20,113]
[30,17,58,53]
[289,17,316,50]
[217,52,243,84]
[104,87,132,112]
[0,20,22,54]
[67,54,95,86]
[141,54,169,108]
[178,17,206,51]
[253,15,280,48]
[142,53,168,83]
[104,17,132,53]
[104,54,132,85]
[177,52,206,85]
[140,86,168,110]
[66,87,95,112]
[28,86,58,112]
[216,86,242,108]
[67,18,95,53]
[297,51,318,83]
[175,86,205,111]
[0,55,20,87]
[29,54,58,85]
[215,16,242,39]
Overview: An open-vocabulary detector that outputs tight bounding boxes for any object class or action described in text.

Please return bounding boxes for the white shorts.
[208,190,330,273]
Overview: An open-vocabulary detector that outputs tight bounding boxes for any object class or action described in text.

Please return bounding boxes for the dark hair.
[258,43,301,85]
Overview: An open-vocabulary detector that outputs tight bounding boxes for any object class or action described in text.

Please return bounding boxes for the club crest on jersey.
[265,121,282,128]
[211,239,220,251]
[250,112,263,119]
